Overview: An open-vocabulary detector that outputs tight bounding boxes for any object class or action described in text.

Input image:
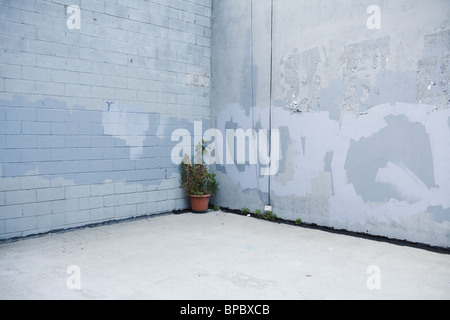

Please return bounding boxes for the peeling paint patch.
[280,47,325,113]
[417,30,450,109]
[341,36,390,83]
[338,36,390,119]
[345,114,436,203]
[186,71,210,88]
[319,80,345,121]
[427,205,450,223]
[371,70,416,106]
[417,54,449,109]
[280,50,300,111]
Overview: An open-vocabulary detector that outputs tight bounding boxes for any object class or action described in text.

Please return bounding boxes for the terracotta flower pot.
[190,194,211,213]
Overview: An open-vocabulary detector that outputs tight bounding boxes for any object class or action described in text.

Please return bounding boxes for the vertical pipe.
[268,0,274,205]
[250,0,262,201]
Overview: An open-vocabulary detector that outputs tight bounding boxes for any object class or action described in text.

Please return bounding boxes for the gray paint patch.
[342,36,390,80]
[319,80,346,121]
[276,126,290,176]
[371,70,416,107]
[324,152,333,174]
[427,206,450,223]
[324,151,334,196]
[345,114,436,203]
[301,137,306,155]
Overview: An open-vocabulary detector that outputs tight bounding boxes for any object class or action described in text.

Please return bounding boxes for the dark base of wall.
[0,211,174,245]
[219,207,450,255]
[2,207,449,255]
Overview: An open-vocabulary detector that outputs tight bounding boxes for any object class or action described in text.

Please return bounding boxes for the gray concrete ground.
[0,211,449,300]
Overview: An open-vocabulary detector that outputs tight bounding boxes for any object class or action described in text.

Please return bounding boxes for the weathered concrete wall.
[0,0,212,239]
[211,0,450,247]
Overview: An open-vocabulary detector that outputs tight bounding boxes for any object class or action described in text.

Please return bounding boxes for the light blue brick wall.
[0,0,212,239]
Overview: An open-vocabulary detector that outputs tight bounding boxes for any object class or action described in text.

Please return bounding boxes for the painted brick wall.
[0,0,212,239]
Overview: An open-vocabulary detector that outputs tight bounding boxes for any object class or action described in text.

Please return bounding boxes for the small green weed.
[255,211,277,222]
[263,211,278,221]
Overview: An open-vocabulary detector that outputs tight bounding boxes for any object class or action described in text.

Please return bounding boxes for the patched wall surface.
[211,0,450,248]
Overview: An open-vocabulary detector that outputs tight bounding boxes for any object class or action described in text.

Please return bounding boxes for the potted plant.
[180,140,218,213]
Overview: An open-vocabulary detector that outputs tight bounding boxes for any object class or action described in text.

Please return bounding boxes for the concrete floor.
[0,211,449,300]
